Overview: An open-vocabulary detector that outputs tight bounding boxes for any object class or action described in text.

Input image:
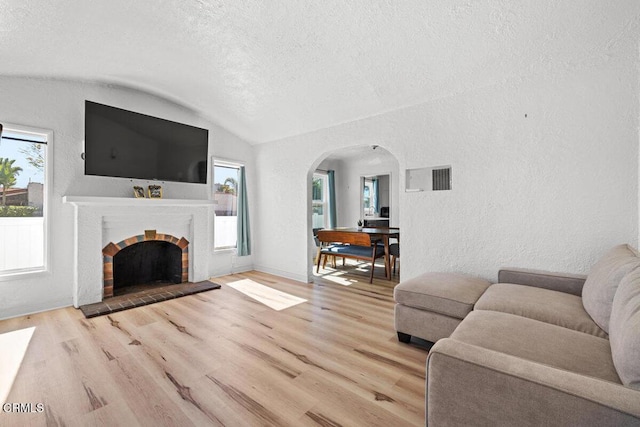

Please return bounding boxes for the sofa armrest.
[427,339,640,426]
[498,267,586,296]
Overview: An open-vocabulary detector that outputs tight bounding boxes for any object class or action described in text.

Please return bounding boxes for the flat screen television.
[84,101,209,184]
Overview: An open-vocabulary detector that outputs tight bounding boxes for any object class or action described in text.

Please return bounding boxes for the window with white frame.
[363,178,375,217]
[312,172,328,229]
[213,161,241,250]
[0,125,50,276]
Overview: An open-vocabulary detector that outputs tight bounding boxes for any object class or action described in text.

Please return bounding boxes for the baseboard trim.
[210,264,254,278]
[252,265,310,283]
[0,302,73,322]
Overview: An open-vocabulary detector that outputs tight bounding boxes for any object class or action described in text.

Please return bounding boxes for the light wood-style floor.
[0,262,429,426]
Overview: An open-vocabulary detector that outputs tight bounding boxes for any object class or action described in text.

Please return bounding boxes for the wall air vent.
[432,167,451,191]
[406,165,452,192]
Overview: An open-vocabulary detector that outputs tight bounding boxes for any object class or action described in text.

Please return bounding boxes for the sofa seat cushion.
[582,244,640,333]
[451,310,621,384]
[475,283,607,338]
[609,266,640,390]
[394,272,491,319]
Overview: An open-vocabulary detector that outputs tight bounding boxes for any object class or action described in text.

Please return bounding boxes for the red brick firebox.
[102,230,189,299]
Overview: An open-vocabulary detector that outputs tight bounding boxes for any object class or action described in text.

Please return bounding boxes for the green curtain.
[328,170,337,228]
[237,166,251,256]
[372,178,380,214]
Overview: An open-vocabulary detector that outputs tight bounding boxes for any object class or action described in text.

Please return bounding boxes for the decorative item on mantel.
[148,185,163,199]
[133,186,145,198]
[357,219,363,230]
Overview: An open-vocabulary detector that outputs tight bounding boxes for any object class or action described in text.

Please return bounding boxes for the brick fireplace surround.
[102,231,189,298]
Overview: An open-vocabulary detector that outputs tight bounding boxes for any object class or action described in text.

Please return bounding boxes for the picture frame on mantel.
[133,186,146,198]
[148,185,163,199]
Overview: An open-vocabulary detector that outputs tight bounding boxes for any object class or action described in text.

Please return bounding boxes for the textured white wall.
[0,77,254,319]
[332,152,399,228]
[253,53,639,283]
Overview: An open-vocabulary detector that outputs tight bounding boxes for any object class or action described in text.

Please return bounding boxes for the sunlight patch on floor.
[0,326,35,403]
[322,274,356,286]
[314,260,380,285]
[226,279,307,311]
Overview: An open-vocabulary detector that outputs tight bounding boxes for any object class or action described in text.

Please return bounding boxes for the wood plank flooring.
[0,264,429,427]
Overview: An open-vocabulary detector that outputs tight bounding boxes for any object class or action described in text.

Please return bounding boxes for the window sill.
[214,248,237,254]
[0,268,50,282]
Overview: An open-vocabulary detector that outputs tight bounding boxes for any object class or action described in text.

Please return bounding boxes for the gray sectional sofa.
[400,244,640,425]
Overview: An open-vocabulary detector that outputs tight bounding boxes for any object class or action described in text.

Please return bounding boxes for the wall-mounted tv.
[84,101,209,184]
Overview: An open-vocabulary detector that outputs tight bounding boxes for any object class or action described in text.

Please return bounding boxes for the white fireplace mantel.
[63,195,214,307]
[62,195,215,207]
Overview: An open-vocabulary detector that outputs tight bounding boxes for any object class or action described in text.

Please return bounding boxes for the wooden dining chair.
[313,227,343,268]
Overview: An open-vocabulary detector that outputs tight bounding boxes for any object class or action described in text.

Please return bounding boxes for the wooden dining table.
[323,227,400,280]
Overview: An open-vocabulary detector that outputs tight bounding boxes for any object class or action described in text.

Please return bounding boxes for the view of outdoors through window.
[213,163,239,249]
[0,130,47,274]
[312,173,327,228]
[363,179,374,216]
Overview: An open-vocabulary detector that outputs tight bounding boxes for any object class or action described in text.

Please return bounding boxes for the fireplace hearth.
[79,280,221,318]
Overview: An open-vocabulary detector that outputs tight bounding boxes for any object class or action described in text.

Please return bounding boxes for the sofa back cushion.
[609,266,640,389]
[582,244,640,333]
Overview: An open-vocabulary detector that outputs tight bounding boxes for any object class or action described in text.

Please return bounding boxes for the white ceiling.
[1,1,637,144]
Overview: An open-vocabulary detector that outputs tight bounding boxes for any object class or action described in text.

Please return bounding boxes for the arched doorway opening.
[306,145,400,284]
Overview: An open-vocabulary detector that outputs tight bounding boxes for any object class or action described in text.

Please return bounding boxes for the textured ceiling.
[1,1,638,143]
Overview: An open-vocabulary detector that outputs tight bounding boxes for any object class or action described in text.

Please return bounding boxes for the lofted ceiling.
[0,1,638,144]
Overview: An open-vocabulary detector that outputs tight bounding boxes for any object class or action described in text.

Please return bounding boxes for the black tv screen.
[84,101,209,184]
